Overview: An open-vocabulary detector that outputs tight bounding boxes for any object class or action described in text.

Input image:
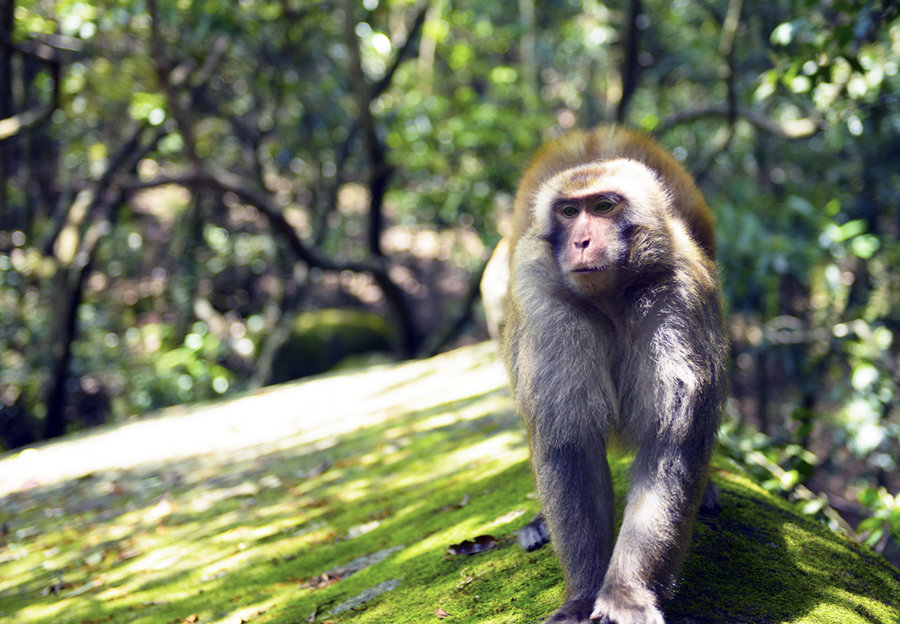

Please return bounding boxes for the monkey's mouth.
[571,265,606,274]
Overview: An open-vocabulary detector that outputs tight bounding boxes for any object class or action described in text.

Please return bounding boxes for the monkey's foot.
[517,512,550,551]
[590,585,664,624]
[543,598,595,623]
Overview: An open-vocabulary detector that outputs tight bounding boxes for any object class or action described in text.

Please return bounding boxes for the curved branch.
[125,168,423,355]
[422,256,490,357]
[341,2,426,257]
[719,0,743,127]
[147,0,231,167]
[0,105,54,141]
[342,0,389,256]
[125,168,357,271]
[655,105,822,139]
[372,7,427,98]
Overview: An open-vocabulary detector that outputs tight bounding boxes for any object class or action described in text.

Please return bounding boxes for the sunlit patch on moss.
[1,344,898,624]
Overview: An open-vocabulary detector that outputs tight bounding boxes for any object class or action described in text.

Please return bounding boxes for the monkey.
[492,126,727,624]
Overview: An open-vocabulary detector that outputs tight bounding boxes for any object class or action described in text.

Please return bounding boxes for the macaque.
[490,126,727,624]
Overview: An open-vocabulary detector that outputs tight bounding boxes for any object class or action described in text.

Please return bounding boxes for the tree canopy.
[1,0,899,564]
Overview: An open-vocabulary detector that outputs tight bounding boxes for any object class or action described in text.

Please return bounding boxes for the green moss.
[0,343,897,624]
[268,308,394,383]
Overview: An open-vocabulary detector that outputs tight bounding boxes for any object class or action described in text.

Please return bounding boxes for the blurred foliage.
[1,0,899,561]
[267,308,393,383]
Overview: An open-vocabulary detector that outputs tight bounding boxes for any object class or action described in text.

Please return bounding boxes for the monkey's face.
[534,159,671,296]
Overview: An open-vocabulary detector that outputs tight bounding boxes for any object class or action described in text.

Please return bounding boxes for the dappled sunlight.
[3,0,899,619]
[212,522,288,547]
[413,392,514,433]
[0,342,506,497]
[480,509,529,533]
[13,600,69,624]
[129,543,192,575]
[4,343,897,624]
[329,475,378,504]
[439,433,529,479]
[379,429,526,495]
[208,599,280,624]
[0,344,526,623]
[390,466,533,566]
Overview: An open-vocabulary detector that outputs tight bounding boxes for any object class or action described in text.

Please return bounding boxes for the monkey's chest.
[514,337,626,434]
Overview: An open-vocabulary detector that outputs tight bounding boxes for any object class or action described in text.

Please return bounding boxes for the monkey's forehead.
[546,158,663,197]
[529,158,669,234]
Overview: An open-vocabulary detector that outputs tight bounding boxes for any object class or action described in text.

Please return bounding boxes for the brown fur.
[495,126,727,624]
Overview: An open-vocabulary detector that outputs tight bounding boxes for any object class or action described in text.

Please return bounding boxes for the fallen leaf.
[436,607,451,618]
[116,547,141,562]
[62,575,106,598]
[301,572,341,589]
[302,545,404,588]
[440,493,470,513]
[182,615,199,623]
[305,607,317,623]
[330,578,402,615]
[41,577,74,596]
[445,535,498,558]
[305,461,332,479]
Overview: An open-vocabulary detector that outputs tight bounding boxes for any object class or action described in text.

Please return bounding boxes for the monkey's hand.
[590,585,664,624]
[517,512,550,551]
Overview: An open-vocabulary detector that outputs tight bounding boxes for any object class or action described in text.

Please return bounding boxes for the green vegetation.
[1,345,897,623]
[267,308,393,384]
[2,0,899,598]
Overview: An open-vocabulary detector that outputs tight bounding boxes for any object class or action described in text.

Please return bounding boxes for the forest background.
[1,0,899,566]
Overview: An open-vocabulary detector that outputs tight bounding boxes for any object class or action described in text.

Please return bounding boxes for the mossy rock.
[0,343,897,624]
[268,308,393,383]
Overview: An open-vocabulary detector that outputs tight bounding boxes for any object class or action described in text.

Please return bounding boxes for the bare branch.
[422,256,490,357]
[147,0,200,165]
[124,168,376,273]
[0,31,82,62]
[311,6,425,245]
[371,6,428,98]
[125,167,423,356]
[0,105,53,141]
[43,122,149,261]
[341,0,391,256]
[689,0,743,184]
[719,0,743,127]
[655,105,822,139]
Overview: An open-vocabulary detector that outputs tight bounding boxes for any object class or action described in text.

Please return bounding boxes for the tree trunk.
[43,264,89,439]
[616,0,642,124]
[0,0,16,224]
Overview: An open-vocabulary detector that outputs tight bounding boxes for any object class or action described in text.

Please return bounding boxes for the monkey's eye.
[559,204,579,218]
[593,199,617,213]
